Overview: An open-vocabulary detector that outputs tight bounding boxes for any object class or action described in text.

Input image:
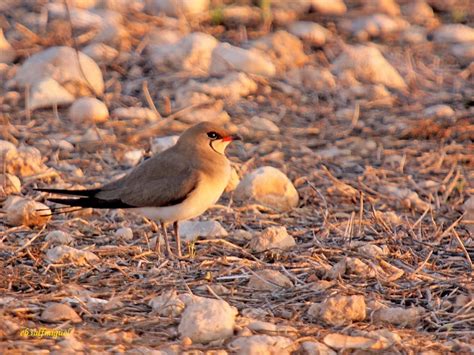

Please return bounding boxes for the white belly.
[135,169,230,224]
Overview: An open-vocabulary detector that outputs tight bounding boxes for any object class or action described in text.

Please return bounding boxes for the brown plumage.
[36,122,241,257]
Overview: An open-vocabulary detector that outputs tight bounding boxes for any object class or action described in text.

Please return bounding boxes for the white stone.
[29,77,76,110]
[0,29,15,64]
[335,108,355,120]
[90,9,127,46]
[347,83,392,102]
[376,210,403,225]
[62,0,98,8]
[176,72,257,108]
[46,245,100,266]
[302,341,337,355]
[45,231,74,246]
[243,318,297,334]
[332,45,406,89]
[433,24,474,43]
[179,102,230,124]
[248,269,293,291]
[146,0,210,17]
[41,303,82,323]
[82,43,119,62]
[310,0,346,15]
[48,5,126,45]
[367,329,401,349]
[0,318,20,336]
[69,97,109,123]
[0,145,46,177]
[229,335,294,354]
[251,31,307,72]
[222,5,262,26]
[113,107,159,121]
[47,3,102,29]
[323,333,385,351]
[288,21,329,46]
[149,32,218,73]
[287,66,336,91]
[57,336,85,351]
[100,0,145,12]
[345,257,376,277]
[123,149,144,166]
[232,229,253,243]
[56,140,75,151]
[149,290,185,316]
[364,0,400,16]
[402,1,436,25]
[148,28,182,46]
[210,43,276,77]
[347,14,408,39]
[308,295,366,326]
[4,196,51,227]
[179,220,228,242]
[250,226,296,252]
[271,7,299,26]
[424,104,454,119]
[271,0,311,15]
[357,244,388,259]
[178,295,237,344]
[241,307,269,319]
[116,227,133,241]
[11,46,104,104]
[452,43,474,64]
[66,127,115,144]
[401,26,427,44]
[0,140,16,156]
[0,297,16,306]
[0,173,21,197]
[462,196,474,234]
[249,116,280,134]
[325,259,347,280]
[373,306,425,327]
[381,185,431,211]
[234,166,299,212]
[151,135,179,154]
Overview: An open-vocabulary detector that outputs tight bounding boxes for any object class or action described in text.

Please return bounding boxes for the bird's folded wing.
[103,170,199,207]
[95,151,200,208]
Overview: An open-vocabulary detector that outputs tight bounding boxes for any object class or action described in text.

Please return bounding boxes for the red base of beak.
[222,134,242,142]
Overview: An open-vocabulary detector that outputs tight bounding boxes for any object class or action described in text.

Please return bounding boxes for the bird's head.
[177,122,242,155]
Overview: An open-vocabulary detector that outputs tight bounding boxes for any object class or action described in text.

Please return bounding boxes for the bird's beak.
[222,134,242,142]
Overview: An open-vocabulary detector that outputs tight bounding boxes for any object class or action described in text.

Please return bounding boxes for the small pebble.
[116,227,133,241]
[69,97,109,123]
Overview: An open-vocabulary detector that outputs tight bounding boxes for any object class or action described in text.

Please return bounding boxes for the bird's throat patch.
[210,140,230,155]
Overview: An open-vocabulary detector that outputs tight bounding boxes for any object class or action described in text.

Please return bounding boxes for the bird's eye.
[207,131,221,140]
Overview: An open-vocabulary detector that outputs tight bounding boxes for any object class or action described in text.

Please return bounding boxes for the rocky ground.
[0,0,473,353]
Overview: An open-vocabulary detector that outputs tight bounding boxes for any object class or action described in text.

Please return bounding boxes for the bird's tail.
[46,197,131,209]
[34,187,100,197]
[35,187,133,210]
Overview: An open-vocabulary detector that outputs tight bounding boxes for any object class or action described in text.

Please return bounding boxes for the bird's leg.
[173,221,182,258]
[160,222,173,258]
[154,233,161,254]
[149,219,161,253]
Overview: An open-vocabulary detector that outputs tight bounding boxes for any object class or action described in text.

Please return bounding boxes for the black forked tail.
[36,187,134,209]
[34,188,101,197]
[47,197,134,209]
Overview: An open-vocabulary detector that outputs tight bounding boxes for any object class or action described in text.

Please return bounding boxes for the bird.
[36,122,241,258]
